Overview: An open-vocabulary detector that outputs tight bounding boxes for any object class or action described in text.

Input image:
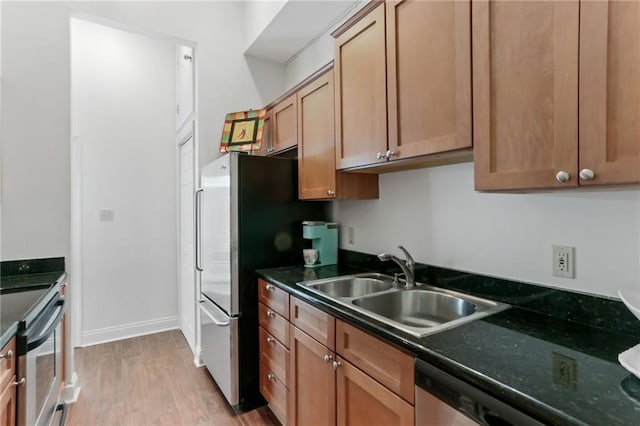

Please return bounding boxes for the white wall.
[243,0,287,51]
[286,8,640,299]
[1,3,71,261]
[71,19,178,343]
[334,163,640,299]
[1,1,286,265]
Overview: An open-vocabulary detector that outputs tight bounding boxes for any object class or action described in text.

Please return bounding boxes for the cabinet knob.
[385,150,396,160]
[266,310,276,318]
[327,189,335,197]
[0,350,13,360]
[376,152,385,160]
[266,337,275,344]
[265,284,275,291]
[13,378,25,387]
[579,169,595,181]
[332,360,342,370]
[555,171,571,183]
[323,354,333,363]
[267,373,276,381]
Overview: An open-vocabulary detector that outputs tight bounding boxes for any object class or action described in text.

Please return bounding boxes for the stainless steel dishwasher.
[415,358,545,426]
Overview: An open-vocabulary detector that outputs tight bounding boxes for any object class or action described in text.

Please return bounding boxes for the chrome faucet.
[377,246,416,287]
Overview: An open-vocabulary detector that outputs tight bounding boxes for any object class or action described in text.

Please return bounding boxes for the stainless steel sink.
[299,274,509,337]
[304,273,395,298]
[353,290,479,328]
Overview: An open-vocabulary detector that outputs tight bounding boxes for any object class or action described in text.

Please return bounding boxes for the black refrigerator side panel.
[235,155,329,411]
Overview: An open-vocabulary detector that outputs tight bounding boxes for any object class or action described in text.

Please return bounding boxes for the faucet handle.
[397,246,415,269]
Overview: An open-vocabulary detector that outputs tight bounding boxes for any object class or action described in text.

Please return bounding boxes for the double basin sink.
[300,273,509,337]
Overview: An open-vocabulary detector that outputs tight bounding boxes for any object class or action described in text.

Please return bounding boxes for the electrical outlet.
[552,245,575,278]
[348,226,355,245]
[552,352,577,390]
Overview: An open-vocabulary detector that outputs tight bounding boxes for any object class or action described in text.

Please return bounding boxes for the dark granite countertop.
[256,259,640,426]
[0,257,66,348]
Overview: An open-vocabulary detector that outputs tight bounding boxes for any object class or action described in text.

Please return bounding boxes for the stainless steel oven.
[16,290,67,426]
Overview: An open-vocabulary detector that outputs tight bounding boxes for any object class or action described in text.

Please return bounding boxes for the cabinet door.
[335,3,387,169]
[298,70,338,199]
[579,1,640,185]
[473,1,579,190]
[289,326,335,426]
[386,0,471,160]
[336,357,413,426]
[0,379,16,426]
[272,95,298,154]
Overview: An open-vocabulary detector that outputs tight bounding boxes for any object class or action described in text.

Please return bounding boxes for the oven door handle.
[27,298,66,351]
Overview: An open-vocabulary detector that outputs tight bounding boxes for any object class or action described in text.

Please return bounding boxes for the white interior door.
[179,131,196,353]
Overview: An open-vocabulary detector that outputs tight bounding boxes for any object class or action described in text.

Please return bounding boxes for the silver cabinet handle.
[555,171,570,183]
[323,354,333,363]
[265,284,275,291]
[332,360,342,370]
[376,152,385,160]
[579,169,595,181]
[13,378,25,387]
[267,373,276,381]
[386,150,396,160]
[327,189,335,197]
[0,350,13,360]
[266,336,275,344]
[195,188,204,271]
[266,310,276,318]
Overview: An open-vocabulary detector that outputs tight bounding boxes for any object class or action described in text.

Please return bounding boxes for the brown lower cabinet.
[0,338,16,426]
[260,291,415,426]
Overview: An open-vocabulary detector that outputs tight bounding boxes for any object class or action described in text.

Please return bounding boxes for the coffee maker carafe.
[302,221,338,266]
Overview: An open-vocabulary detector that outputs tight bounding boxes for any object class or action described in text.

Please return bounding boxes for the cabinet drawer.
[0,338,16,389]
[259,302,290,348]
[260,358,288,424]
[259,326,289,383]
[258,279,289,319]
[336,320,414,404]
[290,297,335,350]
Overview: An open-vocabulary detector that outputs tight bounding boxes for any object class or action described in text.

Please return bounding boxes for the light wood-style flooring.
[66,330,278,426]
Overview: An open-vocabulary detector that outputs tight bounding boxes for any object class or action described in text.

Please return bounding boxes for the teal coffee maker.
[302,221,338,266]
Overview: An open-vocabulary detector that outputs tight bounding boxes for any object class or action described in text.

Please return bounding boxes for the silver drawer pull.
[13,378,25,387]
[266,337,275,344]
[332,361,342,370]
[265,284,275,291]
[267,373,276,381]
[323,354,333,363]
[0,350,13,360]
[266,310,276,318]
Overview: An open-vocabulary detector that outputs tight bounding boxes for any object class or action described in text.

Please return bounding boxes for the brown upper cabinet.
[474,0,639,190]
[271,94,298,155]
[298,69,379,200]
[578,0,640,186]
[334,1,472,171]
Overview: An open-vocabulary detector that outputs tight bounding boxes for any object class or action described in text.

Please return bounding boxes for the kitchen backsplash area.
[333,162,640,300]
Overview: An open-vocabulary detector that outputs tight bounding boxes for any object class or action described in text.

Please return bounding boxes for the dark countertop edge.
[0,271,67,350]
[256,269,585,426]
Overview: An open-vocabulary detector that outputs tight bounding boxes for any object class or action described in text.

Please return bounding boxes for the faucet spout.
[377,246,416,287]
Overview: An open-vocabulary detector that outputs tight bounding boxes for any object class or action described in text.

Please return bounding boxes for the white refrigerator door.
[199,154,237,315]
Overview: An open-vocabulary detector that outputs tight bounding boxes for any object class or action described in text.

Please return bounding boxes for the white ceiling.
[245,0,361,64]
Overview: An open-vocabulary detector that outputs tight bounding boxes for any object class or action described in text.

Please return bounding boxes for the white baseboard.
[62,372,82,404]
[81,316,179,347]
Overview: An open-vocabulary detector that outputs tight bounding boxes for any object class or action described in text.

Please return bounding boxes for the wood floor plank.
[66,330,278,426]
